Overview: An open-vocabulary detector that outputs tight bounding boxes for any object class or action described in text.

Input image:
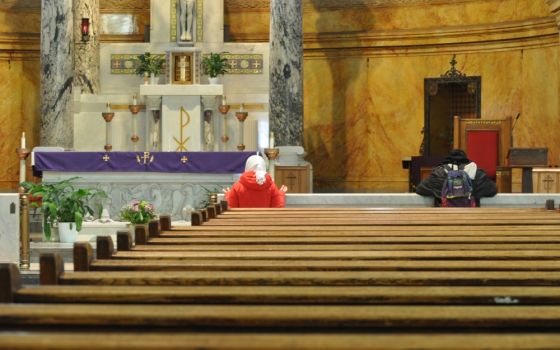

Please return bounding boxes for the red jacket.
[225,171,285,208]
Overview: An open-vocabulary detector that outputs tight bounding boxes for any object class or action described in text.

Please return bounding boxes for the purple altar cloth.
[33,152,253,174]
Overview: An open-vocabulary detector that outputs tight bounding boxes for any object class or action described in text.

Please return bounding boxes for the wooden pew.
[4,206,560,348]
[3,331,560,350]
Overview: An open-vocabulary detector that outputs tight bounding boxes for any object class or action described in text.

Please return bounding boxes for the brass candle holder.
[264,148,279,161]
[102,107,115,152]
[235,110,248,151]
[264,147,280,181]
[218,104,230,146]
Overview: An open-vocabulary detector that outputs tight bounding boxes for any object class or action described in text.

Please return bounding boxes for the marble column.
[74,0,100,94]
[41,0,74,148]
[269,0,303,146]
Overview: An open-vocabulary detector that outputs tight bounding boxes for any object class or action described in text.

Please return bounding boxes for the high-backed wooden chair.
[452,116,512,179]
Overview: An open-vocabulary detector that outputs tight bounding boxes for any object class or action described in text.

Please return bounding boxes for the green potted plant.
[202,52,228,84]
[22,178,106,242]
[135,52,165,84]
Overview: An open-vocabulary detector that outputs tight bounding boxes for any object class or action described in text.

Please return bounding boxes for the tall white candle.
[222,95,227,106]
[20,132,26,149]
[269,132,275,149]
[239,103,244,112]
[132,95,138,106]
[106,103,111,113]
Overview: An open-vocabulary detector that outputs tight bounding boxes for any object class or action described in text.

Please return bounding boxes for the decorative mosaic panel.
[170,0,204,43]
[110,54,166,74]
[111,53,262,75]
[213,53,264,74]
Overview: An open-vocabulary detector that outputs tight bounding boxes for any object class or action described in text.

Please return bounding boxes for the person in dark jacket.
[416,149,497,207]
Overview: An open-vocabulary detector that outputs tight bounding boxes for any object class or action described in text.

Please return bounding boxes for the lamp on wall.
[81,18,90,42]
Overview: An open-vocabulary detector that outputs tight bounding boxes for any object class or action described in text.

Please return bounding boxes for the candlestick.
[105,102,111,113]
[19,192,30,269]
[218,103,230,150]
[20,132,26,149]
[132,94,138,106]
[129,104,141,150]
[102,108,115,152]
[235,107,248,151]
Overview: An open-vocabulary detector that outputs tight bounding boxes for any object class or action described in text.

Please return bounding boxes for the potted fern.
[135,52,165,84]
[202,52,228,84]
[22,178,106,242]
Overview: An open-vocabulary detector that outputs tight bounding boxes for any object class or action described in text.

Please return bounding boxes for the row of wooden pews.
[2,204,560,348]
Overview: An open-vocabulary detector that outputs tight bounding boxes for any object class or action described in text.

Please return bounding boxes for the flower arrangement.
[120,200,156,224]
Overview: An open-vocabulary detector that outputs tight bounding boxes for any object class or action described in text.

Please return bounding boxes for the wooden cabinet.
[532,168,560,193]
[274,165,312,193]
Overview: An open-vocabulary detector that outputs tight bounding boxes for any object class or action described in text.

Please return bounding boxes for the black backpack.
[441,164,476,207]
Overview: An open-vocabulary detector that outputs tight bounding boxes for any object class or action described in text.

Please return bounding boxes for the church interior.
[2,0,560,348]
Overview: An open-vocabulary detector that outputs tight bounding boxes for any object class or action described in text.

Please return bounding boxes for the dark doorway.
[423,76,481,156]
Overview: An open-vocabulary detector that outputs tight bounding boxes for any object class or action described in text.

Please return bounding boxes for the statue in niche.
[203,109,214,151]
[178,0,195,43]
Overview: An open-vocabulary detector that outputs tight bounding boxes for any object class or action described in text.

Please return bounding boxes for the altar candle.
[269,131,275,149]
[132,95,138,106]
[239,103,244,112]
[20,132,26,149]
[106,103,111,113]
[222,95,227,106]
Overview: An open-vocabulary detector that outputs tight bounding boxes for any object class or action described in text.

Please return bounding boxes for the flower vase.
[208,76,220,85]
[150,73,159,85]
[58,222,79,243]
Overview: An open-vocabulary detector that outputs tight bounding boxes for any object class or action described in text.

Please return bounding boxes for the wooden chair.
[452,116,512,181]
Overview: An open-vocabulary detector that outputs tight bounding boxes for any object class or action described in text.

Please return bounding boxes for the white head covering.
[245,155,267,185]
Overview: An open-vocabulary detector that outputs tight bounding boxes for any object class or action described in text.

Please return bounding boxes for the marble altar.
[34,151,252,220]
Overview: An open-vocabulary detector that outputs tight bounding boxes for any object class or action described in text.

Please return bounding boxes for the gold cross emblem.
[180,156,189,164]
[136,152,154,165]
[102,154,110,162]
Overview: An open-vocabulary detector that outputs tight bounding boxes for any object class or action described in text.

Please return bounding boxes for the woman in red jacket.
[225,155,287,208]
